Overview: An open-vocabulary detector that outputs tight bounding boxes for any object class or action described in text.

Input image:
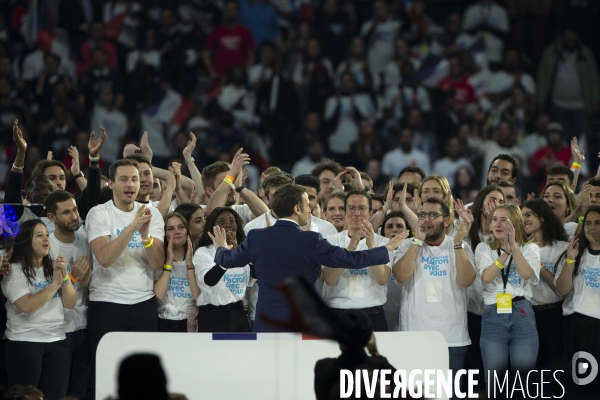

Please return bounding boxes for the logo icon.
[572,351,598,385]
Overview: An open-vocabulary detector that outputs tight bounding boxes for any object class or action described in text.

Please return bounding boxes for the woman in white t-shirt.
[541,181,578,238]
[194,207,255,332]
[1,219,77,398]
[474,204,540,380]
[154,212,200,332]
[521,199,569,366]
[381,211,411,331]
[555,206,600,360]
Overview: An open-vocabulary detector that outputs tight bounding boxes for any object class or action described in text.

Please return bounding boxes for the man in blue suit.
[209,184,405,332]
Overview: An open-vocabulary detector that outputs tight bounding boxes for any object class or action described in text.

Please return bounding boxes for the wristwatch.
[454,243,465,250]
[235,183,247,193]
[74,171,85,180]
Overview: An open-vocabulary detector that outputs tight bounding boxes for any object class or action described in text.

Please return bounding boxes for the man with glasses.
[392,197,476,398]
[321,190,399,331]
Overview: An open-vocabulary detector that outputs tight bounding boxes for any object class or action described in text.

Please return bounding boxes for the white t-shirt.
[474,242,541,305]
[361,19,401,74]
[392,236,475,347]
[232,204,254,226]
[465,233,489,315]
[381,147,431,177]
[194,245,255,306]
[432,157,474,188]
[90,105,128,164]
[85,201,165,304]
[565,222,577,239]
[321,231,392,309]
[154,261,195,320]
[2,263,65,342]
[556,251,600,319]
[531,242,568,306]
[49,231,91,333]
[324,94,377,154]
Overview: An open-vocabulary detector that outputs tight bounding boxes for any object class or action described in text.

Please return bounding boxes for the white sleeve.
[376,235,392,269]
[464,242,476,265]
[2,268,31,303]
[520,74,536,95]
[149,208,165,242]
[492,6,509,32]
[194,248,218,284]
[462,7,478,31]
[521,244,541,284]
[85,207,111,243]
[474,243,494,275]
[391,239,412,266]
[324,97,338,121]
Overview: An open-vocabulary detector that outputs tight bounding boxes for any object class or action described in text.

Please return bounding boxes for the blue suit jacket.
[215,220,390,332]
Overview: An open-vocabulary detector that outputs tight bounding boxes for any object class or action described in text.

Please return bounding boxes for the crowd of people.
[0,0,599,399]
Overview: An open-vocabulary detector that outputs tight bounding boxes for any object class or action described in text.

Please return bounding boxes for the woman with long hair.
[194,207,255,332]
[541,181,577,237]
[474,204,541,378]
[1,219,77,398]
[154,212,200,332]
[520,199,568,366]
[380,211,412,331]
[555,206,600,360]
[174,203,206,246]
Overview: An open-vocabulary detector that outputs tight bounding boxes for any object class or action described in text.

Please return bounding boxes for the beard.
[425,223,445,242]
[55,219,79,232]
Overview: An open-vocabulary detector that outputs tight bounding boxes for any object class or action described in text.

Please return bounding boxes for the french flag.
[141,88,193,158]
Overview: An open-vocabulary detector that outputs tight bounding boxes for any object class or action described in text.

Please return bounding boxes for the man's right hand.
[130,206,153,238]
[229,148,250,178]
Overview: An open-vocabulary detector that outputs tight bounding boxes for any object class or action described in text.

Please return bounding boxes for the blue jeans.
[60,329,92,399]
[480,300,538,383]
[449,345,468,400]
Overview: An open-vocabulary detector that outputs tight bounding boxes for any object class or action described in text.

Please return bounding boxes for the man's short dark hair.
[392,181,421,197]
[344,190,372,211]
[45,190,75,215]
[271,184,307,218]
[311,161,344,178]
[109,159,140,182]
[125,153,152,167]
[547,164,574,185]
[262,172,294,198]
[589,177,600,187]
[371,194,385,206]
[294,174,320,193]
[488,154,519,178]
[359,172,373,190]
[201,161,231,190]
[398,166,426,181]
[31,160,69,178]
[497,181,520,197]
[423,197,450,217]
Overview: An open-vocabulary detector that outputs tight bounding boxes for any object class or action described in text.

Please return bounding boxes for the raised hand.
[333,170,347,192]
[571,137,585,165]
[526,192,536,201]
[566,236,579,260]
[130,206,153,237]
[172,162,183,192]
[362,220,375,249]
[414,219,427,241]
[123,143,140,157]
[13,119,27,152]
[53,256,68,286]
[453,220,470,246]
[89,127,107,157]
[454,199,474,225]
[183,132,197,160]
[385,229,409,252]
[226,229,238,248]
[504,219,517,248]
[69,255,90,280]
[384,181,394,211]
[345,167,365,190]
[68,146,81,176]
[413,188,422,213]
[47,151,53,160]
[140,131,153,161]
[347,225,364,251]
[185,237,193,265]
[208,226,233,250]
[230,148,250,177]
[166,235,175,265]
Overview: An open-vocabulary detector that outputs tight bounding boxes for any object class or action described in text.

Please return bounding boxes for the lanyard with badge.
[496,249,513,314]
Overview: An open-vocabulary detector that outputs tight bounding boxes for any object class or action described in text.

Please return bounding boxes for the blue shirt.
[239,0,281,46]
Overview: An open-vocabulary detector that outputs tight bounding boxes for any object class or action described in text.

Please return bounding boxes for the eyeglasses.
[417,212,443,220]
[347,205,369,213]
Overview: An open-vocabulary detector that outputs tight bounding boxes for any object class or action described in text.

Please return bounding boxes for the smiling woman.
[541,181,576,222]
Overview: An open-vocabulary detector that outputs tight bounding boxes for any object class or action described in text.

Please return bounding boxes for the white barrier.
[97,331,449,400]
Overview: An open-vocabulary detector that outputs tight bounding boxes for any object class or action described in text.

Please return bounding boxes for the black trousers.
[329,306,388,332]
[534,302,563,367]
[197,301,251,332]
[6,339,70,400]
[158,318,188,332]
[87,297,158,400]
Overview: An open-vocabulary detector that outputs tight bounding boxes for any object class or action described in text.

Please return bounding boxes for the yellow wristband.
[571,162,581,170]
[163,264,173,271]
[223,178,236,190]
[578,216,584,224]
[143,236,154,248]
[62,275,70,283]
[565,258,575,264]
[495,260,505,269]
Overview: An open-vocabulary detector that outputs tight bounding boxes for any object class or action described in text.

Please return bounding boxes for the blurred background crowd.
[0,0,598,202]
